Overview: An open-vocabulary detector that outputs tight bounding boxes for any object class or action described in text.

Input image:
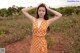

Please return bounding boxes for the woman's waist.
[32,34,46,38]
[32,32,47,37]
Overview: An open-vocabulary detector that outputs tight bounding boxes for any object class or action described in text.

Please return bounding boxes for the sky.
[0,0,80,9]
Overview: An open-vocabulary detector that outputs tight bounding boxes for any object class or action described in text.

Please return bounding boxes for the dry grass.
[0,15,80,53]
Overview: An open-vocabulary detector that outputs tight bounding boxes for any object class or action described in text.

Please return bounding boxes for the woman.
[21,3,62,53]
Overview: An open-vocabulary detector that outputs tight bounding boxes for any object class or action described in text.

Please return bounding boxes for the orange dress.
[30,18,48,53]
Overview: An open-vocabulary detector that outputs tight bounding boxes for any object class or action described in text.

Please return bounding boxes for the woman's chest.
[32,19,48,31]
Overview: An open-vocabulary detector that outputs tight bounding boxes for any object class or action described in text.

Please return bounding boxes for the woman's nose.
[40,11,43,14]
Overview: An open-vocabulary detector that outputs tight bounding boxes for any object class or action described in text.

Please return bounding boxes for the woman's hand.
[44,4,50,10]
[43,3,49,9]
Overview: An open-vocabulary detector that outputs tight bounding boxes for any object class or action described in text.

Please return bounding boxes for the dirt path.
[48,32,69,53]
[5,32,69,53]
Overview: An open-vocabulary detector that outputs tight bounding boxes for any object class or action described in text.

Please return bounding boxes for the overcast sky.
[0,0,80,9]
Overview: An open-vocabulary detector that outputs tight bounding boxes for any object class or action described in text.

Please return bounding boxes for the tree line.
[0,5,80,17]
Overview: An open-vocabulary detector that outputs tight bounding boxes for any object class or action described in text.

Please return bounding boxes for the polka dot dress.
[30,18,48,53]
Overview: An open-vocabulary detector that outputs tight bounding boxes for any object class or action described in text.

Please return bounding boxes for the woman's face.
[38,7,46,18]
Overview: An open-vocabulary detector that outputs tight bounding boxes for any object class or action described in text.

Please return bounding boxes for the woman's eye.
[39,10,41,11]
[42,10,45,12]
[38,10,45,12]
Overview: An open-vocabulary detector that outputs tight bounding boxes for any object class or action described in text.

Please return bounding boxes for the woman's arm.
[46,6,62,26]
[21,7,36,23]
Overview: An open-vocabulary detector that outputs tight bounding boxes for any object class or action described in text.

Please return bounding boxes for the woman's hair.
[36,3,50,32]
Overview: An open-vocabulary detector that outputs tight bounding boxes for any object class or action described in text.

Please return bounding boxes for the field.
[0,14,80,53]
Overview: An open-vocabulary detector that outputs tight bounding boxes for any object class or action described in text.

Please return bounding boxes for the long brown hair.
[36,3,50,32]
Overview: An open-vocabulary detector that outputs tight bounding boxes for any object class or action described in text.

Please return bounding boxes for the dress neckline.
[36,18,44,29]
